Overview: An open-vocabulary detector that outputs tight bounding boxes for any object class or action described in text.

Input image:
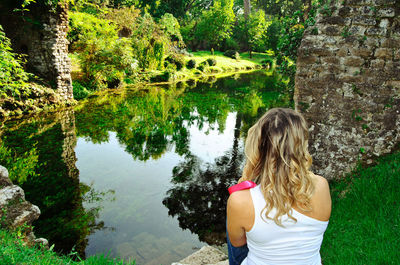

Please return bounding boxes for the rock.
[0,165,12,187]
[35,237,49,248]
[0,165,47,248]
[12,204,41,228]
[172,246,228,265]
[0,185,25,206]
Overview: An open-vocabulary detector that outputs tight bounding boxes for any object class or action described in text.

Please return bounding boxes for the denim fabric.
[226,227,249,265]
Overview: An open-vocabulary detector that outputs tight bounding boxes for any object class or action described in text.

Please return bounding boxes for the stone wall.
[295,0,400,178]
[0,2,73,101]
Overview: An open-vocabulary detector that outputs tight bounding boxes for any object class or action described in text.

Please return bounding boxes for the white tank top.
[241,185,329,265]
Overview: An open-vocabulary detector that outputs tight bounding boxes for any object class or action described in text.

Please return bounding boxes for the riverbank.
[71,51,273,99]
[0,164,132,265]
[0,83,75,119]
[0,51,272,119]
[1,150,398,264]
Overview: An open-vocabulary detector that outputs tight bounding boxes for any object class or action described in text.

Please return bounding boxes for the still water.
[0,70,291,265]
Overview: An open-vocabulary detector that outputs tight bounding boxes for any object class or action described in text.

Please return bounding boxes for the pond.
[0,70,292,265]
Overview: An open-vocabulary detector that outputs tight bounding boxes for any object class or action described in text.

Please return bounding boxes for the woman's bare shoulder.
[228,189,252,209]
[310,172,332,221]
[227,189,254,231]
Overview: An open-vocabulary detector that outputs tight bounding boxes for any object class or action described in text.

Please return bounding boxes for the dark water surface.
[0,70,291,265]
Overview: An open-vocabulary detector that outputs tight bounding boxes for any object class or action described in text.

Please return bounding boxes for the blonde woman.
[227,108,331,265]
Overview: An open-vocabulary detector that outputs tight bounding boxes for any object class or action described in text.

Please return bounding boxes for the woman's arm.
[227,190,254,247]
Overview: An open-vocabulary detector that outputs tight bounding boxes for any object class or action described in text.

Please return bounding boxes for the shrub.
[72,80,91,100]
[131,13,172,71]
[79,35,137,89]
[186,59,196,69]
[159,13,184,48]
[197,61,208,72]
[0,25,31,99]
[165,53,185,70]
[223,37,240,51]
[69,12,137,89]
[153,40,166,70]
[197,64,205,72]
[206,58,217,66]
[151,69,174,82]
[261,58,274,68]
[223,50,240,60]
[194,0,235,49]
[68,12,118,51]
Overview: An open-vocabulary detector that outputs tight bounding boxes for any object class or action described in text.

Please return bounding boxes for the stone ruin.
[0,2,73,101]
[295,0,400,178]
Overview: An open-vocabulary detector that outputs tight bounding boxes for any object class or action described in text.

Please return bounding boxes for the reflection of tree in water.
[162,71,292,244]
[0,110,112,259]
[163,113,244,245]
[75,70,290,162]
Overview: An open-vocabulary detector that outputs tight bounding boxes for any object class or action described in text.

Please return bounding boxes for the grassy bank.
[321,151,400,264]
[70,50,274,99]
[0,229,134,265]
[154,51,272,83]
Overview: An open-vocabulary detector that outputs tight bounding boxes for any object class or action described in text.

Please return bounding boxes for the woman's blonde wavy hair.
[238,108,314,226]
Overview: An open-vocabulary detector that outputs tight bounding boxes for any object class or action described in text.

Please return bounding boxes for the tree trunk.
[303,0,312,21]
[244,0,251,19]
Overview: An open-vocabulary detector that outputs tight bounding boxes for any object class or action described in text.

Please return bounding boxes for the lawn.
[321,151,400,264]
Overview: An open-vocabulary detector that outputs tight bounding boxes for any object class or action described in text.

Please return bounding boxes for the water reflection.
[163,113,244,244]
[0,110,113,258]
[0,70,292,264]
[160,71,292,245]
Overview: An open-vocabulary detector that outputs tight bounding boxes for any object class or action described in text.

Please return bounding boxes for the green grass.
[189,51,258,70]
[321,151,400,264]
[0,229,134,265]
[148,50,273,85]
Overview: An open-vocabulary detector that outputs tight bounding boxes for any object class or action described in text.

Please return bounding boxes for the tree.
[253,0,304,17]
[244,0,251,18]
[247,10,269,53]
[194,0,235,49]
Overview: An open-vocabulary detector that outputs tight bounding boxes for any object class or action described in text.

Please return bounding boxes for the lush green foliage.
[191,0,235,49]
[69,7,185,93]
[206,58,217,66]
[321,151,400,264]
[247,10,270,52]
[131,13,167,70]
[0,229,134,264]
[69,12,137,89]
[253,0,307,17]
[165,53,185,70]
[0,25,31,99]
[159,13,184,47]
[233,10,269,52]
[133,0,212,19]
[103,6,140,36]
[0,142,38,184]
[72,80,91,100]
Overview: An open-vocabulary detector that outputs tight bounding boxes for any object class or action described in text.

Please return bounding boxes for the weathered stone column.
[0,2,73,101]
[295,0,400,178]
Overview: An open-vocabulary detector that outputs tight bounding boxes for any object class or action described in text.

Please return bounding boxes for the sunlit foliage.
[0,25,31,99]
